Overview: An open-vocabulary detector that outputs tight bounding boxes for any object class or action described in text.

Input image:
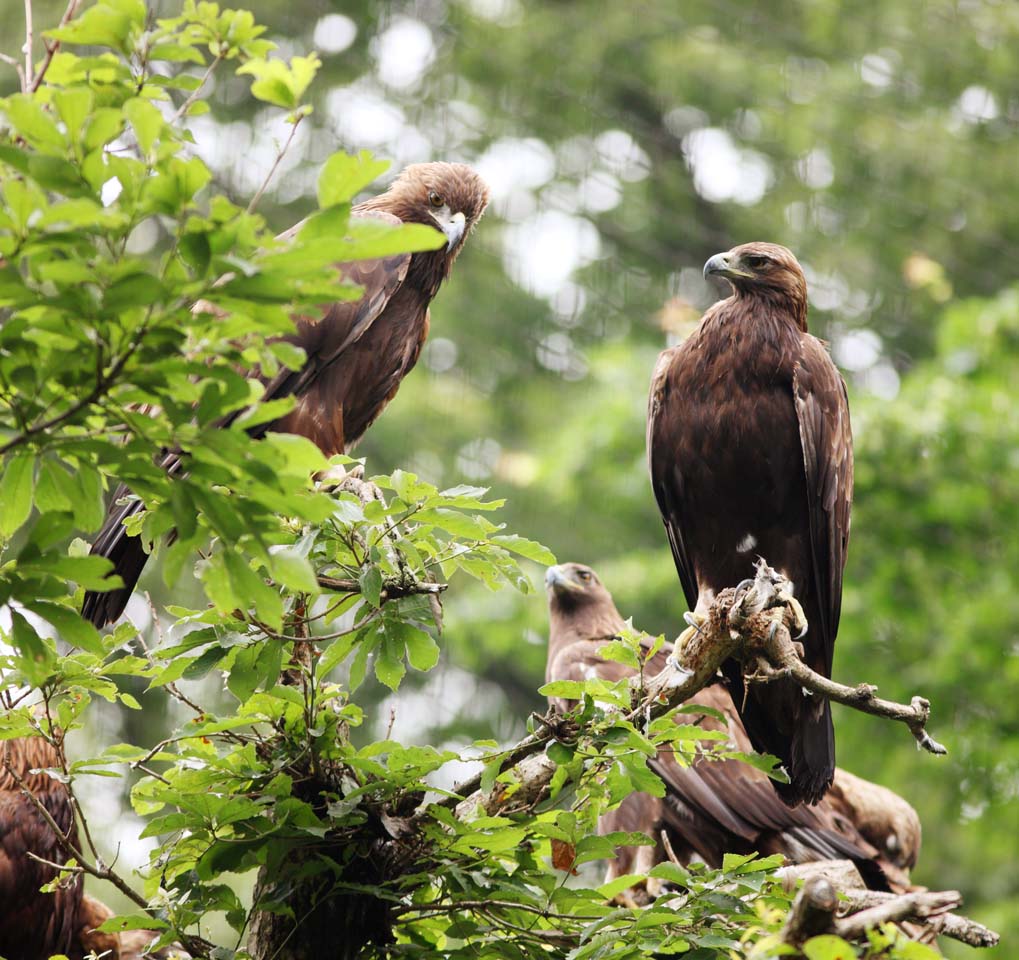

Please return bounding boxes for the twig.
[246,113,305,214]
[0,51,25,88]
[317,574,447,601]
[1,752,149,910]
[169,51,224,123]
[29,0,81,93]
[23,0,33,91]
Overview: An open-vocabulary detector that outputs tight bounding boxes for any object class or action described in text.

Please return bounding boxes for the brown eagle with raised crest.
[544,563,917,897]
[647,243,853,805]
[83,162,489,627]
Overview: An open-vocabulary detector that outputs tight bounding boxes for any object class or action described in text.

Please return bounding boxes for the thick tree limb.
[778,861,998,948]
[780,875,964,946]
[781,876,839,945]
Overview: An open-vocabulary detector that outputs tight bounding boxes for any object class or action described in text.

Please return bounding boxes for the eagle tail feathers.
[80,489,149,628]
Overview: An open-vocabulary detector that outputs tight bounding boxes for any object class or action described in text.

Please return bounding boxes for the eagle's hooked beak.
[545,565,580,594]
[436,210,466,250]
[704,251,753,282]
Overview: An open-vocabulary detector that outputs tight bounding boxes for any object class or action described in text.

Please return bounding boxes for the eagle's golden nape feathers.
[82,162,489,629]
[649,241,853,805]
[543,563,916,897]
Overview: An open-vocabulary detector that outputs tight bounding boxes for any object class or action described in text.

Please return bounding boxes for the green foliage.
[0,1,1011,957]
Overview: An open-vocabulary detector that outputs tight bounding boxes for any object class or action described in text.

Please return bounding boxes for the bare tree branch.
[246,114,305,215]
[23,0,34,91]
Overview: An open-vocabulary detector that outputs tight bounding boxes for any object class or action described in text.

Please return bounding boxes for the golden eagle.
[83,163,489,627]
[647,243,853,804]
[544,563,916,896]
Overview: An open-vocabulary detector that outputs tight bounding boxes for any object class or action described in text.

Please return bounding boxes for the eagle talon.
[682,610,706,633]
[782,594,808,639]
[673,622,701,659]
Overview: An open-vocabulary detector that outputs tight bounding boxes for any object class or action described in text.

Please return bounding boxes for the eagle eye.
[578,570,592,582]
[428,191,444,208]
[744,254,769,269]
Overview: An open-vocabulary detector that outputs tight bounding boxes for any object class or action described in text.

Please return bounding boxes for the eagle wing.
[82,213,412,627]
[647,346,698,611]
[250,210,413,433]
[792,335,854,675]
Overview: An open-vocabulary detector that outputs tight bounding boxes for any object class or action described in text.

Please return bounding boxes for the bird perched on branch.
[0,734,83,960]
[647,243,853,805]
[82,162,490,627]
[544,563,916,897]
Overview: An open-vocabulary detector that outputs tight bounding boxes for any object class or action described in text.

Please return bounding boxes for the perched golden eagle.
[0,735,83,960]
[544,563,917,895]
[647,243,853,805]
[83,162,489,627]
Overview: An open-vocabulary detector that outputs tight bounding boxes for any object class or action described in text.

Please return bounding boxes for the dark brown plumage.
[83,162,489,627]
[544,563,915,895]
[647,242,853,805]
[0,736,83,960]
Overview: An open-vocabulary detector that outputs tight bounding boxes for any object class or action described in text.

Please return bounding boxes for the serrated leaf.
[124,97,163,154]
[538,680,585,699]
[25,601,104,656]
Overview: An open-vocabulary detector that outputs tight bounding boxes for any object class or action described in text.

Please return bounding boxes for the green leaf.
[124,97,164,155]
[25,601,104,656]
[343,218,445,260]
[236,54,321,110]
[0,452,35,537]
[11,611,56,686]
[374,635,405,690]
[399,623,439,672]
[46,3,139,53]
[547,741,574,765]
[802,935,855,960]
[359,565,383,608]
[491,534,556,565]
[538,680,585,700]
[648,861,691,886]
[53,88,93,141]
[317,150,390,208]
[1,95,65,152]
[270,548,320,594]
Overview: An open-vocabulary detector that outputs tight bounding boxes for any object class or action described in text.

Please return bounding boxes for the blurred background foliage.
[4,0,1018,953]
